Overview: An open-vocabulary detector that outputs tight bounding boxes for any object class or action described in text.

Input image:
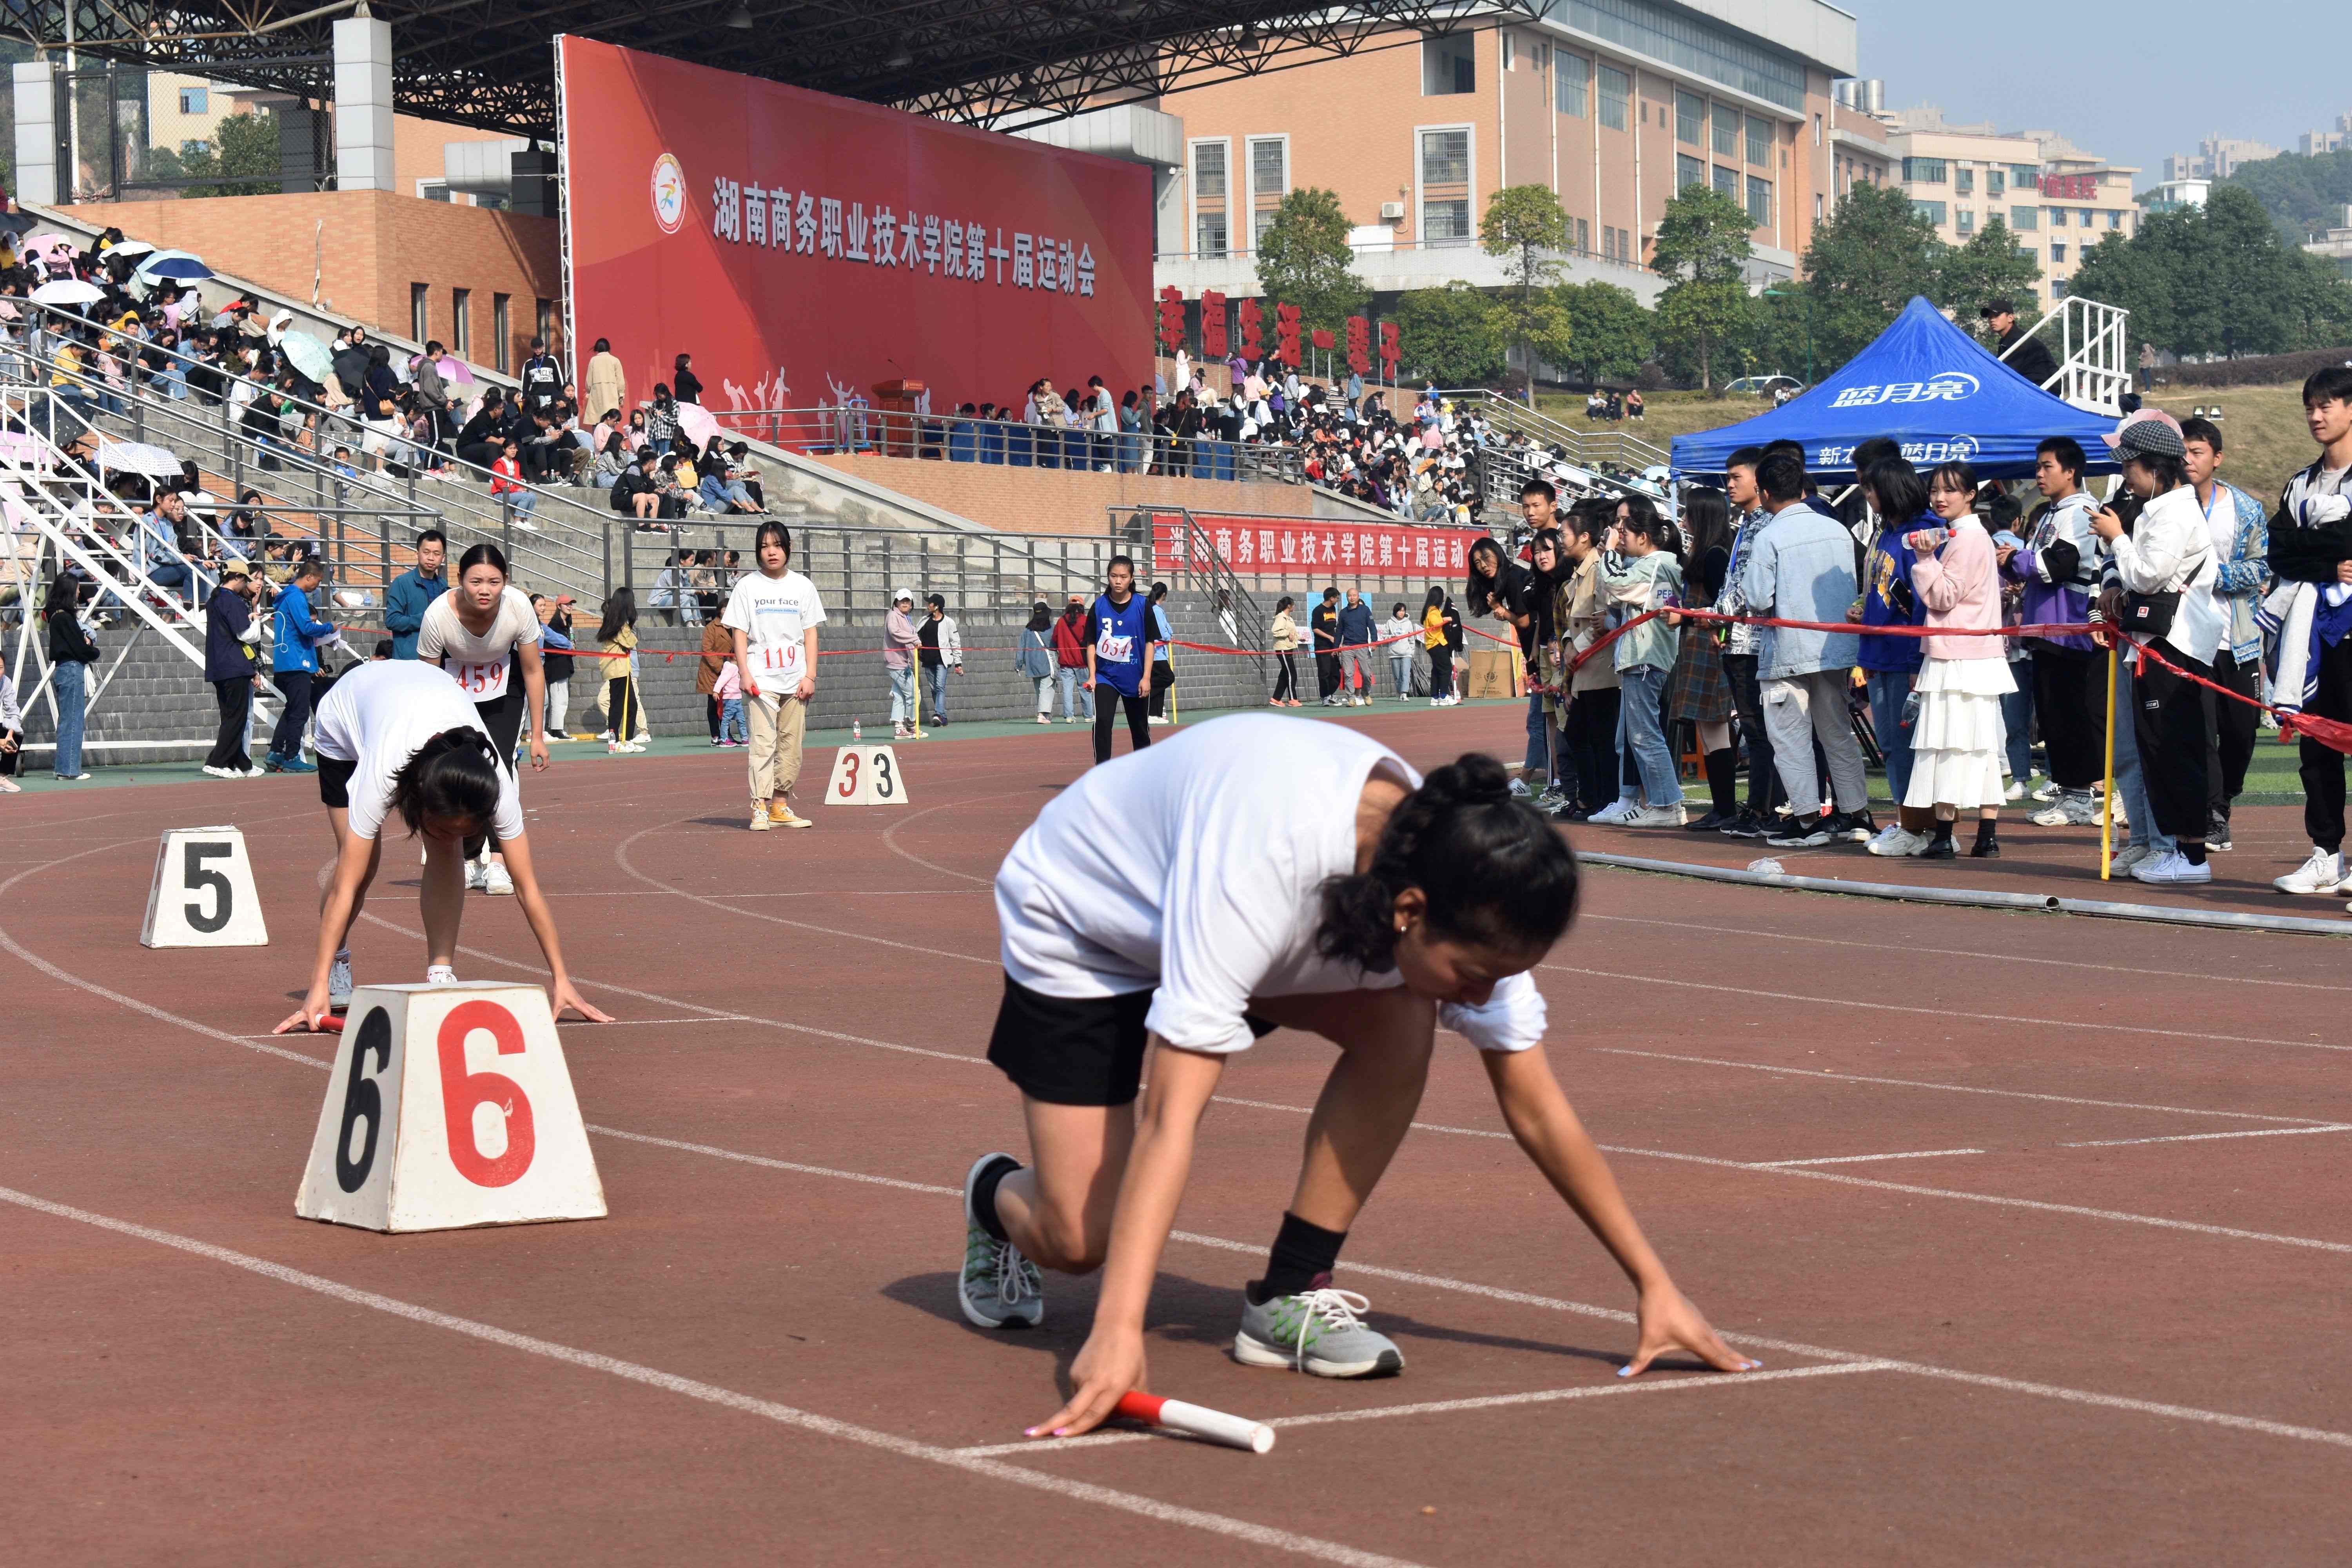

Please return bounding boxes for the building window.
[1500,31,1514,69]
[419,181,452,203]
[1422,34,1475,96]
[1191,140,1228,257]
[1746,176,1771,228]
[536,298,555,348]
[1902,157,1947,184]
[1573,216,1591,252]
[1419,127,1472,243]
[1956,167,1975,196]
[1675,90,1703,145]
[1196,211,1228,257]
[410,283,429,343]
[1711,101,1738,159]
[1814,192,1824,222]
[492,294,511,374]
[1192,141,1227,199]
[2051,278,2070,300]
[1987,169,2006,198]
[1677,154,1704,193]
[1556,53,1588,117]
[179,86,208,115]
[1249,138,1288,208]
[1912,200,1947,226]
[2011,205,2040,230]
[2049,207,2067,227]
[1598,65,1630,131]
[1713,165,1739,202]
[2051,242,2066,264]
[1813,113,1823,147]
[1957,208,1975,235]
[451,289,470,356]
[2108,209,2124,229]
[1746,115,1770,166]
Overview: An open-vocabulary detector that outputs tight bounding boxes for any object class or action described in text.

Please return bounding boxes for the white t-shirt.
[995,713,1546,1056]
[416,586,540,703]
[314,662,525,844]
[721,568,826,695]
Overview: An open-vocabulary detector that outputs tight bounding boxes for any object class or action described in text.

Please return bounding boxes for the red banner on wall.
[557,37,1153,423]
[1152,512,1475,579]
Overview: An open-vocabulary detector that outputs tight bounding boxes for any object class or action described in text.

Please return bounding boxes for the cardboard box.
[1464,647,1524,699]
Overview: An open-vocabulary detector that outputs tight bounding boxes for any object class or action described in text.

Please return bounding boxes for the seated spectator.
[489,437,536,529]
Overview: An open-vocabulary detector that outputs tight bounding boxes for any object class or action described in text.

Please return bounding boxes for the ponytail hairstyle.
[1617,493,1680,561]
[1316,753,1579,974]
[388,726,503,838]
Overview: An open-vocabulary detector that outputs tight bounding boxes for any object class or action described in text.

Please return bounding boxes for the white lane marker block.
[824,745,909,806]
[140,827,268,947]
[295,984,606,1232]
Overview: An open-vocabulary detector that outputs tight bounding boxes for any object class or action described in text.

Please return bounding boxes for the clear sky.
[1836,0,2344,189]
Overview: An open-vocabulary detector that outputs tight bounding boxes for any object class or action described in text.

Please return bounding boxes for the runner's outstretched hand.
[551,977,613,1023]
[1028,1327,1146,1439]
[1621,1281,1759,1377]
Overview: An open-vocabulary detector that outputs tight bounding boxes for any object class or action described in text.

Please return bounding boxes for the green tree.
[2067,226,2176,361]
[1649,183,1752,390]
[2069,183,2352,360]
[1798,181,1947,366]
[178,110,281,198]
[1252,186,1370,336]
[2221,145,2352,242]
[1939,218,2043,338]
[1479,183,1573,398]
[1553,279,1653,384]
[1393,281,1506,385]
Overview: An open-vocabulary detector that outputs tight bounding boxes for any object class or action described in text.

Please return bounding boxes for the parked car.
[1724,374,1807,399]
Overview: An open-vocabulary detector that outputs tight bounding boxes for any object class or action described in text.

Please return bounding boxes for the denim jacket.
[2202,479,2271,666]
[1739,504,1861,679]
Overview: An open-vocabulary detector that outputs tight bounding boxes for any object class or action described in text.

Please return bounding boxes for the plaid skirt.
[1667,626,1733,723]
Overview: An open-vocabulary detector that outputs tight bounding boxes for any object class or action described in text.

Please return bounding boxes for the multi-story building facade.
[2161,136,2281,181]
[2299,116,2352,158]
[1890,118,2136,303]
[1148,0,1860,307]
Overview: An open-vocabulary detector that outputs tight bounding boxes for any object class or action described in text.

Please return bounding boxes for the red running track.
[4,707,2350,1564]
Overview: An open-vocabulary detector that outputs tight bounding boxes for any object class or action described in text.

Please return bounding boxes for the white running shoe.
[2274,847,2348,896]
[1586,800,1640,825]
[2108,842,2155,876]
[482,860,515,896]
[1867,825,1934,857]
[465,857,488,892]
[1509,777,1533,798]
[2029,792,2099,828]
[426,965,459,985]
[201,764,240,779]
[1627,804,1686,828]
[2003,779,2025,802]
[328,953,354,1007]
[2132,849,2212,885]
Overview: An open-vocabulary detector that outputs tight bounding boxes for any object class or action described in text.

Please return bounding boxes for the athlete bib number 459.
[450,659,508,700]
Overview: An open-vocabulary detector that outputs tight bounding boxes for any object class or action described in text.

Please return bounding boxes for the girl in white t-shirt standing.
[721,521,826,831]
[272,660,608,1033]
[958,713,1752,1439]
[414,543,550,895]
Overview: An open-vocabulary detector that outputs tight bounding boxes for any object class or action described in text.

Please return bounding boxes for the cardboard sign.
[1463,648,1525,700]
[824,745,909,806]
[140,827,268,947]
[295,984,606,1233]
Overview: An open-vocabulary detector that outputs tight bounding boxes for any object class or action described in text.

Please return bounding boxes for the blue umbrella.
[141,256,212,281]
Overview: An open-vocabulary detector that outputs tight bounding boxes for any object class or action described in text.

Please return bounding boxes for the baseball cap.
[893,588,914,604]
[1981,300,2018,319]
[2103,408,2185,458]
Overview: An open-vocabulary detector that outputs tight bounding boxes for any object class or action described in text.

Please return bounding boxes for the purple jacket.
[2004,492,2100,653]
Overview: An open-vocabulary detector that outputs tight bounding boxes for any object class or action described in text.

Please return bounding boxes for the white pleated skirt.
[1903,656,2017,811]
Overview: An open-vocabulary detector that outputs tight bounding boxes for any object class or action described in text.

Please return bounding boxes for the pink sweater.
[1907,517,2004,661]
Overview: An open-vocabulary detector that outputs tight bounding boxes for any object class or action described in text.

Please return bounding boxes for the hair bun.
[1428,752,1513,808]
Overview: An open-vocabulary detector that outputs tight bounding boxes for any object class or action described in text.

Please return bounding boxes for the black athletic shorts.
[318,755,358,809]
[986,975,1276,1107]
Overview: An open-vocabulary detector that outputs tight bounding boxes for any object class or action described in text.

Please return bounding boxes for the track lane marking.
[1750,1149,1984,1168]
[2062,1125,2352,1149]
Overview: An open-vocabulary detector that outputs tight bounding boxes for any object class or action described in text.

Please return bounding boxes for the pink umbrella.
[436,354,476,385]
[675,400,720,449]
[20,232,76,260]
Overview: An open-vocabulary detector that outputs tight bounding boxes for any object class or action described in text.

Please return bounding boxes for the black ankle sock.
[2183,843,2208,866]
[1248,1211,1347,1303]
[1931,818,1955,844]
[1973,820,1998,848]
[971,1155,1021,1243]
[1703,748,1737,815]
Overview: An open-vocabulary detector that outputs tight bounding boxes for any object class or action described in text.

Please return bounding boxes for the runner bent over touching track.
[273,660,610,1033]
[414,543,550,895]
[957,713,1751,1438]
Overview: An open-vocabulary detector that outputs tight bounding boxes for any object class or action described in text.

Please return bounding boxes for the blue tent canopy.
[1670,296,2118,481]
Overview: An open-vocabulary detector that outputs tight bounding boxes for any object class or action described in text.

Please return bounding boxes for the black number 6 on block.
[334,1009,393,1193]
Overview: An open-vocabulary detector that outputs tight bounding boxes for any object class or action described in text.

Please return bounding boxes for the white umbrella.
[30,279,105,306]
[107,238,155,258]
[93,439,186,479]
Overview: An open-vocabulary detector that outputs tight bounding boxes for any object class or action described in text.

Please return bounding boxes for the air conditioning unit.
[1380,201,1405,221]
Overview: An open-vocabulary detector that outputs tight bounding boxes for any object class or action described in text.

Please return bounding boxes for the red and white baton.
[1114,1391,1276,1454]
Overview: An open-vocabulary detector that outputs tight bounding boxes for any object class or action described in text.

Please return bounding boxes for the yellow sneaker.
[769,800,813,829]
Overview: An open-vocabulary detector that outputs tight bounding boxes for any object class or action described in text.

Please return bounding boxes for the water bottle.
[852,720,862,742]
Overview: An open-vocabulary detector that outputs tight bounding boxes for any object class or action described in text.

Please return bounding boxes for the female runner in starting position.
[414,542,551,895]
[959,712,1751,1438]
[274,658,608,1033]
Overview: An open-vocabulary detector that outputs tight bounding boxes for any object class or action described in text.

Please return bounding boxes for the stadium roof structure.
[2,0,1544,139]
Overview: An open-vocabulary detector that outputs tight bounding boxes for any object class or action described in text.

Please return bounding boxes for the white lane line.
[229,1016,750,1040]
[948,1361,1899,1457]
[584,1125,964,1196]
[1594,1049,2345,1127]
[2062,1125,2352,1149]
[1582,913,2352,995]
[0,1184,1427,1568]
[1550,964,2351,1054]
[1751,1149,1985,1168]
[881,795,1010,886]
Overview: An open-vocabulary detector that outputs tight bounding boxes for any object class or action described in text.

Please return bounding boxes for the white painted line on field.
[584,1125,963,1196]
[947,1361,1899,1458]
[1751,1149,1985,1168]
[2061,1124,2352,1149]
[0,1185,1428,1568]
[1595,1049,2345,1126]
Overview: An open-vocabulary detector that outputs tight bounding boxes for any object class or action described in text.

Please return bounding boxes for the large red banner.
[557,38,1153,423]
[1154,512,1475,579]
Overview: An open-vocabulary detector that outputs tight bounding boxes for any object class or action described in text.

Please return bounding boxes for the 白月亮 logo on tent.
[1829,371,1980,410]
[650,154,687,234]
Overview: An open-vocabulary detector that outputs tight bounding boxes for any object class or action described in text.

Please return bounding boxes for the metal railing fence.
[711,404,1307,486]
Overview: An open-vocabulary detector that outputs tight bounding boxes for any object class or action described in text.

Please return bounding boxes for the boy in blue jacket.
[266,559,336,773]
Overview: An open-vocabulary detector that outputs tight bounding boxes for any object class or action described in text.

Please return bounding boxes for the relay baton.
[1113,1391,1276,1454]
[315,1014,345,1033]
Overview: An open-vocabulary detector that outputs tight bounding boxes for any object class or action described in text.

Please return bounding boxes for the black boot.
[1687,748,1739,830]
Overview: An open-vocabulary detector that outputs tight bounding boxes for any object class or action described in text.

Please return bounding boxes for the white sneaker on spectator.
[1867,825,1933,857]
[2131,849,2212,885]
[2003,779,2025,802]
[2031,779,2061,803]
[2029,792,2096,828]
[1586,800,1639,825]
[1627,804,1686,828]
[201,764,239,779]
[2274,848,2348,895]
[1508,777,1532,798]
[2108,842,2155,875]
[0,777,18,792]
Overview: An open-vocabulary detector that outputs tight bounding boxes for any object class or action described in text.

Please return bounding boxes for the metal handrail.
[710,403,1308,486]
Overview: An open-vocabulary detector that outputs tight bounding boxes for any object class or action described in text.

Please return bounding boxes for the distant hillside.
[2222,147,2352,240]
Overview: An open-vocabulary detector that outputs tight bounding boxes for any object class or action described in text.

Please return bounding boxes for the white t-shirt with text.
[721,568,827,697]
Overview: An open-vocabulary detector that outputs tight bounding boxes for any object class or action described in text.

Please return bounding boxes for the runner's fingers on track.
[1622,1285,1760,1378]
[552,978,614,1024]
[272,988,333,1035]
[1028,1329,1147,1439]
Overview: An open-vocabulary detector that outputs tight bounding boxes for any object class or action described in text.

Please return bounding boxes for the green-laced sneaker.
[1233,1274,1403,1377]
[958,1153,1042,1330]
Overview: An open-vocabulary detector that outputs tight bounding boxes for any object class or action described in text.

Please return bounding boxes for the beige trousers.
[746,691,807,803]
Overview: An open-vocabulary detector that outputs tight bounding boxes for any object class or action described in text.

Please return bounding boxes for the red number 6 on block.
[437,1000,537,1187]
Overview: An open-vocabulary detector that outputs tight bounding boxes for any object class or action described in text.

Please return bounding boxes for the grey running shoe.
[1233,1275,1403,1378]
[328,953,354,1008]
[959,1153,1042,1330]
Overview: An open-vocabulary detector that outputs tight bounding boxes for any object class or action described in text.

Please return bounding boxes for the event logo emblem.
[1829,371,1980,410]
[650,154,686,234]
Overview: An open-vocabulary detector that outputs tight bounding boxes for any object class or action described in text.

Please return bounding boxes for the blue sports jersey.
[1092,592,1151,697]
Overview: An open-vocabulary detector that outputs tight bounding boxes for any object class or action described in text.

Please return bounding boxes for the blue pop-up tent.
[1670,296,2118,481]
